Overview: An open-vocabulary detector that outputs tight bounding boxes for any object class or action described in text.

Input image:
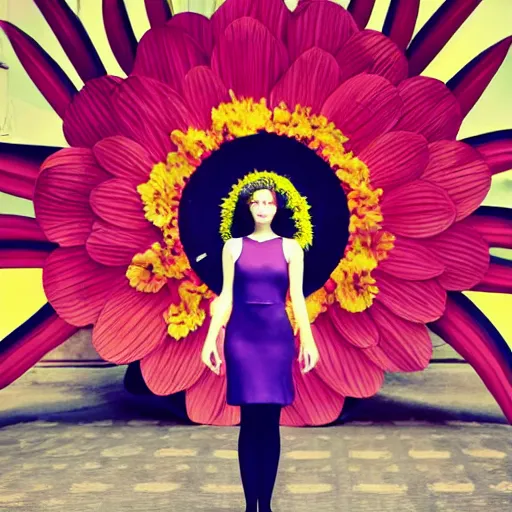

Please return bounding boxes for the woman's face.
[248,189,277,225]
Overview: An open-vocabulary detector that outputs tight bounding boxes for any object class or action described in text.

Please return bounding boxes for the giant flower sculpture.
[1,0,511,426]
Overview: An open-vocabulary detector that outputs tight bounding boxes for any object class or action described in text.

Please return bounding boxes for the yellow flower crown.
[219,170,313,250]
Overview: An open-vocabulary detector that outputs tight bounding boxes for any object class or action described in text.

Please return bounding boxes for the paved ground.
[0,364,510,511]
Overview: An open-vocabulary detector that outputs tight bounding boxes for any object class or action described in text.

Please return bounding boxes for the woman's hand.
[201,339,222,376]
[298,335,319,374]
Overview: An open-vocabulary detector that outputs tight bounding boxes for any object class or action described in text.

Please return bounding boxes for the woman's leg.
[257,404,282,512]
[238,404,261,512]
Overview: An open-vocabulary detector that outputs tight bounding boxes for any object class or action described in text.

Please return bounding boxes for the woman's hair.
[230,180,295,238]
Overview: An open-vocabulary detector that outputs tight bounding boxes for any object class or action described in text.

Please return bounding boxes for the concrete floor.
[0,364,510,511]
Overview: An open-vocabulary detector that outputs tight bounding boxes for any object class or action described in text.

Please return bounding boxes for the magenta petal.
[43,246,126,326]
[327,305,379,348]
[382,0,420,51]
[464,130,512,176]
[102,0,137,75]
[144,0,172,28]
[182,66,230,129]
[472,257,512,294]
[322,74,402,154]
[0,21,77,118]
[34,0,106,80]
[394,77,462,142]
[93,136,154,184]
[270,48,340,113]
[0,246,55,269]
[406,0,482,76]
[0,143,59,200]
[212,17,288,100]
[374,269,446,323]
[33,148,109,246]
[347,0,375,30]
[132,26,208,93]
[0,215,48,242]
[424,221,490,291]
[381,180,457,238]
[93,283,169,364]
[378,235,445,280]
[464,206,512,249]
[360,131,428,191]
[63,76,122,148]
[336,29,408,85]
[113,76,197,162]
[447,37,512,119]
[422,140,491,222]
[211,0,289,43]
[89,178,148,230]
[287,1,357,61]
[86,219,160,267]
[168,12,213,55]
[367,301,432,371]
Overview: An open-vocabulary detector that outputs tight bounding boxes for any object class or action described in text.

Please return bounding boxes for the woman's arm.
[288,239,315,346]
[203,239,235,347]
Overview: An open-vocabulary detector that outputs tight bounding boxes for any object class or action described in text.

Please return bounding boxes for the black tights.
[238,403,282,512]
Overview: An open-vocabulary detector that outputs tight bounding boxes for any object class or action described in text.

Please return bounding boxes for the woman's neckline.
[245,235,282,244]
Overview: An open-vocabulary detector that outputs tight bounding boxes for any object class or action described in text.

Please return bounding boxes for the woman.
[201,180,319,512]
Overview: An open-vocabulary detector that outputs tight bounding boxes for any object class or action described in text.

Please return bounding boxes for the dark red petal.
[270,48,340,113]
[102,0,138,75]
[211,0,289,43]
[93,136,154,184]
[89,178,148,230]
[382,0,420,51]
[381,180,457,238]
[0,21,77,118]
[464,206,512,248]
[374,269,446,323]
[361,131,428,191]
[287,1,357,61]
[312,314,384,397]
[463,130,512,176]
[0,245,55,269]
[212,17,288,100]
[472,257,512,294]
[86,219,160,267]
[33,148,109,246]
[144,0,172,28]
[424,222,490,291]
[168,12,213,55]
[347,0,375,30]
[447,36,512,119]
[0,143,59,199]
[0,215,48,242]
[336,29,408,85]
[93,283,169,364]
[182,66,230,129]
[422,140,491,222]
[113,76,196,162]
[132,26,208,93]
[322,74,402,154]
[327,305,379,348]
[63,76,122,148]
[394,76,462,142]
[0,304,78,389]
[366,301,432,371]
[43,246,126,326]
[34,0,106,80]
[378,235,445,280]
[141,318,212,395]
[186,327,241,425]
[429,292,512,423]
[406,0,483,76]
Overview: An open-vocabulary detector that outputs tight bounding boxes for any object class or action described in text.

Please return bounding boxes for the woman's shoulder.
[282,237,302,250]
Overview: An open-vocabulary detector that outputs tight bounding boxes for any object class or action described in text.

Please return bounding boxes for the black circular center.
[178,132,350,297]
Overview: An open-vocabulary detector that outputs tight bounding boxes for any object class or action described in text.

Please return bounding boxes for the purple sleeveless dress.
[224,236,296,406]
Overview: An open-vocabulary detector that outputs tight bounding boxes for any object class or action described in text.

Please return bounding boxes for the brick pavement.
[0,365,510,511]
